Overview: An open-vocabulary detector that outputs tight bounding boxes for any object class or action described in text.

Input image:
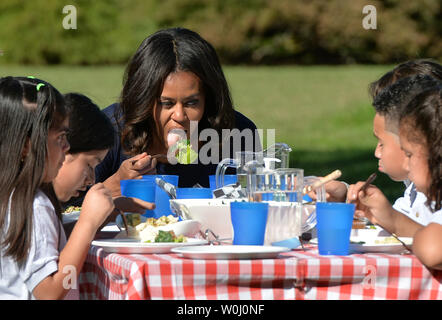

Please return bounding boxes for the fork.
[205,229,232,245]
[375,224,412,252]
[116,208,129,236]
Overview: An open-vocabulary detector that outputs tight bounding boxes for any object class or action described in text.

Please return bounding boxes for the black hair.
[0,76,66,265]
[372,74,441,133]
[399,87,442,211]
[369,59,442,99]
[64,93,115,154]
[119,27,236,156]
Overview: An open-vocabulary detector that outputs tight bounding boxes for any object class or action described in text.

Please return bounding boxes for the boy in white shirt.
[324,60,442,226]
[348,87,442,269]
[368,74,440,226]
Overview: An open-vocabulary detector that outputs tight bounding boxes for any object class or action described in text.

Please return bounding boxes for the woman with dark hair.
[95,27,259,196]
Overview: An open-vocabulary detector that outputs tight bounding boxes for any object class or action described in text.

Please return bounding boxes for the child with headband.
[0,77,114,299]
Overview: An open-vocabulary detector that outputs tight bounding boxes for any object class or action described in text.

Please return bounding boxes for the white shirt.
[393,181,430,225]
[410,201,442,226]
[0,190,67,299]
[429,208,442,225]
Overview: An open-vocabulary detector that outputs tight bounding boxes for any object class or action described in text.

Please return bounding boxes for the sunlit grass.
[0,64,125,108]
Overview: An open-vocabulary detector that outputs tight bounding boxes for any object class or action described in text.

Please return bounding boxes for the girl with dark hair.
[399,88,442,269]
[0,77,114,299]
[53,93,116,203]
[399,88,441,210]
[95,27,259,196]
[53,93,155,239]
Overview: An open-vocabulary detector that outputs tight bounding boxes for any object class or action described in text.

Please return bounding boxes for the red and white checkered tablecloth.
[79,245,442,300]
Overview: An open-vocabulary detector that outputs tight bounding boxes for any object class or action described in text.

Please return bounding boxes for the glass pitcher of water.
[214,143,292,189]
[246,167,305,244]
[248,168,304,202]
[246,169,326,244]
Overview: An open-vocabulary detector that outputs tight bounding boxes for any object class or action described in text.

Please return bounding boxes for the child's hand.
[347,182,393,228]
[304,180,347,202]
[324,180,348,202]
[80,183,115,229]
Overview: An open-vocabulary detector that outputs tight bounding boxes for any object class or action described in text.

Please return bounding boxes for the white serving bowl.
[156,219,201,237]
[170,199,235,241]
[170,198,311,245]
[115,214,201,238]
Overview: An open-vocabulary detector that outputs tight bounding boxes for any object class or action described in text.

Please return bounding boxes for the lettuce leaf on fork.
[174,139,198,164]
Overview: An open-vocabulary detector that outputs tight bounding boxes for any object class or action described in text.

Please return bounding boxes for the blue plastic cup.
[143,174,179,219]
[120,179,156,217]
[176,187,213,199]
[316,202,355,255]
[209,174,238,190]
[230,202,269,245]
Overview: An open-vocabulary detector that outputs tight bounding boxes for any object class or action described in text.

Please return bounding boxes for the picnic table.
[79,240,442,300]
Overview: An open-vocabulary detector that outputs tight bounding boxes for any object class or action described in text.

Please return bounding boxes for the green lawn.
[0,64,404,201]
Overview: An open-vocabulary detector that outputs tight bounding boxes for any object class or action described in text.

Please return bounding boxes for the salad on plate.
[116,213,200,243]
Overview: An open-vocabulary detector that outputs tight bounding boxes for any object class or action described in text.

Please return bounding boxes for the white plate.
[62,210,81,224]
[171,245,291,260]
[350,226,388,237]
[91,238,208,254]
[349,236,413,254]
[310,236,413,254]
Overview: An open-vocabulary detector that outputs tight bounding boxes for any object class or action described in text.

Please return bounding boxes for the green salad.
[174,139,198,165]
[156,230,186,243]
[144,230,186,243]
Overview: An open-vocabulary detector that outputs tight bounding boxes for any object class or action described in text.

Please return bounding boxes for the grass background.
[0,64,404,201]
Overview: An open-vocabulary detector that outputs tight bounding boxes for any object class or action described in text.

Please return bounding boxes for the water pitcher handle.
[264,143,292,168]
[215,158,237,188]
